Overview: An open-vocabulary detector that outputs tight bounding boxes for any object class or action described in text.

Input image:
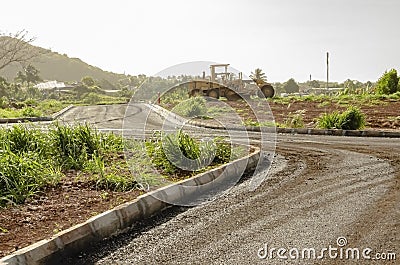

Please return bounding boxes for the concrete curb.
[0,147,260,265]
[148,104,400,138]
[0,105,74,124]
[50,105,74,120]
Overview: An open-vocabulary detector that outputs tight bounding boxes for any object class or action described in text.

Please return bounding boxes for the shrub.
[50,123,102,169]
[317,111,342,129]
[284,110,305,128]
[317,106,365,130]
[83,92,101,104]
[340,106,366,130]
[0,123,126,206]
[375,69,399,95]
[21,106,42,117]
[0,126,60,206]
[145,131,234,174]
[2,125,50,157]
[0,151,61,205]
[173,97,206,117]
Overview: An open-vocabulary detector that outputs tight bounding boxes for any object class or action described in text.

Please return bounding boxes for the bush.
[83,92,101,104]
[50,123,101,169]
[340,107,366,130]
[0,123,125,206]
[317,112,342,129]
[3,125,49,156]
[317,106,365,130]
[145,131,234,174]
[0,151,61,205]
[284,110,305,128]
[0,126,60,205]
[21,107,42,117]
[375,69,399,95]
[173,97,206,117]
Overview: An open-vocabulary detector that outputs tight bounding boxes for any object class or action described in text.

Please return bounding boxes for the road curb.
[0,147,260,265]
[50,105,74,120]
[148,104,400,138]
[0,105,74,124]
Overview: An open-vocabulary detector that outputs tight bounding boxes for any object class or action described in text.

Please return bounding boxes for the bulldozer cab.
[210,64,231,83]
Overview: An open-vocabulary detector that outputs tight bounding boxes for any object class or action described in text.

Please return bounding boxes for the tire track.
[66,135,399,265]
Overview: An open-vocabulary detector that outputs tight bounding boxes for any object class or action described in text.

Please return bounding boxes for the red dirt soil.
[0,173,142,258]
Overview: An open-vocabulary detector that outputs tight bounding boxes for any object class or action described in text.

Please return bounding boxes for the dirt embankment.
[220,99,400,130]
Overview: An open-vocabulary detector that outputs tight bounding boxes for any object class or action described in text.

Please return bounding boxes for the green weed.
[317,106,365,130]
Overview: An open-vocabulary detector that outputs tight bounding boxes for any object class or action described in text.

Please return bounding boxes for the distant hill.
[0,37,127,86]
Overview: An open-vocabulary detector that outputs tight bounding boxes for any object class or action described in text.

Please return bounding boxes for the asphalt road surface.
[59,104,399,265]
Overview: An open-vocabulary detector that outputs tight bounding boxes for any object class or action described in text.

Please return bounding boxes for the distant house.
[305,87,344,95]
[34,81,72,91]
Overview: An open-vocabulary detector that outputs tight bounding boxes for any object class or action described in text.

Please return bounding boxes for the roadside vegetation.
[0,123,128,206]
[145,131,242,176]
[317,106,365,130]
[0,123,239,207]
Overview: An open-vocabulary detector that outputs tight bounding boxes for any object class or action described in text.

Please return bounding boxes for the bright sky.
[1,0,399,83]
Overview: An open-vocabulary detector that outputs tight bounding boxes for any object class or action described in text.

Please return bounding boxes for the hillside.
[0,37,127,85]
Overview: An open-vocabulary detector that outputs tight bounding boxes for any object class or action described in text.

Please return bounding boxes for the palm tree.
[249,68,267,85]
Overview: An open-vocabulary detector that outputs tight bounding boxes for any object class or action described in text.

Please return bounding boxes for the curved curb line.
[0,105,74,124]
[0,147,260,265]
[50,105,74,120]
[148,104,400,138]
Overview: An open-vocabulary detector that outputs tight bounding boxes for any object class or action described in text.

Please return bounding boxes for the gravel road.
[63,131,399,264]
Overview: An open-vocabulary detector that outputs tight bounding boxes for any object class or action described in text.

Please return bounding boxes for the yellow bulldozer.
[186,64,275,100]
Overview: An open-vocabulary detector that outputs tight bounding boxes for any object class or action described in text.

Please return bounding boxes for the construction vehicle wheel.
[208,89,219,99]
[191,89,201,97]
[226,91,241,101]
[260,84,275,98]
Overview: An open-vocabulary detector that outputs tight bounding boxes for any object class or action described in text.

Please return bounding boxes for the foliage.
[50,123,103,169]
[21,107,42,117]
[375,69,399,95]
[249,68,267,84]
[317,106,365,130]
[83,92,102,104]
[161,86,189,106]
[81,76,95,87]
[0,123,126,206]
[145,131,237,174]
[14,64,42,85]
[83,154,138,191]
[0,126,60,205]
[173,97,207,117]
[134,76,181,101]
[0,150,61,205]
[242,119,276,127]
[283,110,305,128]
[306,80,320,88]
[283,78,299,93]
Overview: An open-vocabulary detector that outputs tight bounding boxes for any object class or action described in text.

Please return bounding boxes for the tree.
[376,69,399,95]
[81,76,95,87]
[0,76,9,97]
[0,30,42,71]
[249,68,267,85]
[343,79,356,91]
[14,64,41,86]
[307,80,320,88]
[24,64,42,85]
[283,78,299,93]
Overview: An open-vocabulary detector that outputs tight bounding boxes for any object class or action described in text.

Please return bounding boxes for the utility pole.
[326,52,329,90]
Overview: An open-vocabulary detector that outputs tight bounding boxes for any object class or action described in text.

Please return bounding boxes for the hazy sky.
[1,0,399,82]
